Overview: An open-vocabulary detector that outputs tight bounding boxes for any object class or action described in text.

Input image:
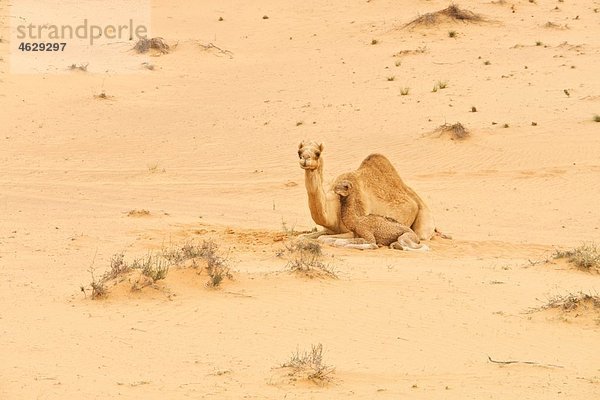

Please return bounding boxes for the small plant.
[133,37,170,54]
[503,123,509,128]
[262,15,269,19]
[395,60,401,67]
[218,16,224,21]
[281,344,335,385]
[281,219,296,236]
[593,115,600,122]
[400,87,410,96]
[89,268,108,299]
[554,242,600,271]
[484,60,491,65]
[205,257,232,288]
[471,106,477,112]
[448,30,457,38]
[432,80,448,92]
[296,121,303,126]
[387,76,395,81]
[94,91,109,100]
[68,63,88,71]
[285,241,336,279]
[535,41,543,46]
[371,39,378,45]
[147,162,165,173]
[106,253,131,280]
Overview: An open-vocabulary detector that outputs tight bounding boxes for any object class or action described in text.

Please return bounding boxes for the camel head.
[298,141,323,170]
[334,180,353,197]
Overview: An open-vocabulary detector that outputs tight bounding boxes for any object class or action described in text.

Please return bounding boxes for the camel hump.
[357,153,404,183]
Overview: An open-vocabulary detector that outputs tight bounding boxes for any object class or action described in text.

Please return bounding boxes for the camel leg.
[409,197,436,241]
[298,230,332,240]
[390,232,430,252]
[330,237,377,250]
[317,232,354,245]
[334,231,378,250]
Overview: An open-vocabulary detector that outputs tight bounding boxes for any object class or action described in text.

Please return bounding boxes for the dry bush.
[281,344,335,385]
[536,292,600,312]
[163,239,233,288]
[431,122,469,140]
[554,243,600,271]
[132,255,170,282]
[86,251,169,299]
[285,241,337,279]
[133,37,170,54]
[404,4,485,28]
[85,239,235,298]
[89,268,108,299]
[87,254,131,299]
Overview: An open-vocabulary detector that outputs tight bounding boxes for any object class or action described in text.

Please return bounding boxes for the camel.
[333,180,429,251]
[297,140,437,240]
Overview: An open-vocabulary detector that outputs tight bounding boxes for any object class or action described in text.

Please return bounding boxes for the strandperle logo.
[15,19,148,45]
[10,0,152,73]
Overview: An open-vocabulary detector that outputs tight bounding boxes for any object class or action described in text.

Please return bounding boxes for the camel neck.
[304,161,332,228]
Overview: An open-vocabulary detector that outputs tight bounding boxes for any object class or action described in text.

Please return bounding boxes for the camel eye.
[315,151,320,157]
[297,150,302,158]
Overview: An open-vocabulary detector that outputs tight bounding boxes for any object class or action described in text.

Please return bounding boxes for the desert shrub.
[554,243,600,270]
[281,343,335,385]
[537,292,600,312]
[285,241,337,279]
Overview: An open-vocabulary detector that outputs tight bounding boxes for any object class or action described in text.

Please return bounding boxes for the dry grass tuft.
[68,63,88,71]
[133,37,170,54]
[163,240,233,288]
[127,209,150,217]
[284,241,337,279]
[432,122,470,140]
[553,243,600,271]
[404,4,485,28]
[535,292,600,312]
[280,344,335,385]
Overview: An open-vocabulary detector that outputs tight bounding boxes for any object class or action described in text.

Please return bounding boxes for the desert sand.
[1,0,599,398]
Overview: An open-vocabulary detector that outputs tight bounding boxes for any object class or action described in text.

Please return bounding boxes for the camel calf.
[331,180,429,251]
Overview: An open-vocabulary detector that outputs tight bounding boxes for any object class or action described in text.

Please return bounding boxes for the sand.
[1,0,599,398]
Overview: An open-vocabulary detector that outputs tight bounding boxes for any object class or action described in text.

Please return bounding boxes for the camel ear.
[298,142,304,149]
[319,143,324,152]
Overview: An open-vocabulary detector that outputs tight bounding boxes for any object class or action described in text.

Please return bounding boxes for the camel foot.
[390,242,430,252]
